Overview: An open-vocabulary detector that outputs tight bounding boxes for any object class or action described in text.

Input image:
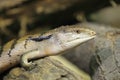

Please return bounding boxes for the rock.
[91,30,120,80]
[80,23,120,80]
[3,56,91,80]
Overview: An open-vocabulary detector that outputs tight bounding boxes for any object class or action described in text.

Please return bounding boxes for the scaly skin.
[0,25,96,74]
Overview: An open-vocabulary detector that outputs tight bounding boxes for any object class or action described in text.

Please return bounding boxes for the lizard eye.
[75,30,80,34]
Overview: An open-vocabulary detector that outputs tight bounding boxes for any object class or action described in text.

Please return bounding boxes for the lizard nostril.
[76,30,80,33]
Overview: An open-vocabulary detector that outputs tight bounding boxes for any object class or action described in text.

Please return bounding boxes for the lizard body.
[0,25,96,74]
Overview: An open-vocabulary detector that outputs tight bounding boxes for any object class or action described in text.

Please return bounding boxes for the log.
[3,56,91,80]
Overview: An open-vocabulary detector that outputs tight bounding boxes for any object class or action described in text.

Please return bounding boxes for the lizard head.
[52,26,96,50]
[33,25,96,55]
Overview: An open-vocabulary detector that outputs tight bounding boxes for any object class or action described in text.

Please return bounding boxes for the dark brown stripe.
[0,46,3,57]
[7,38,19,57]
[24,36,32,49]
[30,34,52,42]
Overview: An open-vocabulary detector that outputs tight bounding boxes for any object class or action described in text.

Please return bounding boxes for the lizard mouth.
[67,35,96,43]
[60,35,96,49]
[66,35,95,44]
